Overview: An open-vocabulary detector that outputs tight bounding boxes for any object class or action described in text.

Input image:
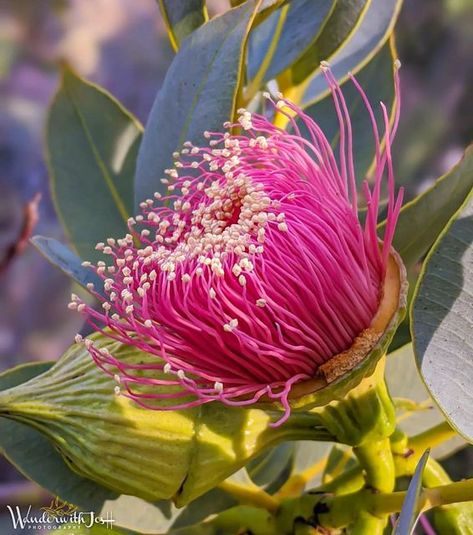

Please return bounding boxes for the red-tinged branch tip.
[0,193,41,275]
[71,62,404,426]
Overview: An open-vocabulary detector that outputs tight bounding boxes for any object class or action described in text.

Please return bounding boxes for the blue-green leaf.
[31,236,104,296]
[302,0,403,107]
[47,66,142,262]
[247,0,334,85]
[411,193,473,443]
[247,443,295,492]
[393,449,430,535]
[291,0,370,85]
[158,0,207,51]
[134,0,281,207]
[386,344,465,459]
[386,144,473,272]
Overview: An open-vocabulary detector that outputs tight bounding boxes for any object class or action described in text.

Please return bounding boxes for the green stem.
[277,366,398,531]
[423,459,473,535]
[353,437,395,492]
[393,421,456,476]
[192,505,278,535]
[349,438,395,534]
[372,479,473,515]
[409,421,456,451]
[318,465,365,495]
[217,480,279,513]
[314,479,473,528]
[309,421,457,497]
[349,512,386,535]
[423,457,452,487]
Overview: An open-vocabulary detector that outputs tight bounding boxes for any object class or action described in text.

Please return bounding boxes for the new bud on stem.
[0,334,331,505]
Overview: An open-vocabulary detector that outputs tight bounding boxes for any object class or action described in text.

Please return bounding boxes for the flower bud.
[0,335,328,505]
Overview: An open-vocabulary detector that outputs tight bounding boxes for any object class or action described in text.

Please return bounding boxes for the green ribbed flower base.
[311,358,396,447]
[0,334,332,506]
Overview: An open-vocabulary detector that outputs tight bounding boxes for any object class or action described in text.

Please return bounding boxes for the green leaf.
[0,362,54,391]
[105,491,236,534]
[411,193,473,443]
[381,145,473,352]
[31,235,104,296]
[0,362,119,512]
[299,40,396,183]
[394,449,430,535]
[321,445,357,484]
[47,66,143,262]
[247,0,334,85]
[385,144,473,272]
[386,344,465,459]
[301,0,403,107]
[158,0,208,51]
[247,443,294,492]
[291,0,370,85]
[433,501,473,535]
[245,442,329,496]
[288,442,332,489]
[134,0,280,207]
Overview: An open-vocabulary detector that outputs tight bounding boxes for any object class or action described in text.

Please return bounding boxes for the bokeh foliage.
[1,1,472,534]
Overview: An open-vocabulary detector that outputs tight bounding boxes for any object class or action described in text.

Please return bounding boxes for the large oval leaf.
[386,344,465,459]
[291,0,370,85]
[135,0,279,207]
[247,0,334,85]
[299,39,396,183]
[158,0,207,51]
[411,193,473,442]
[380,145,473,352]
[301,0,403,107]
[47,67,142,262]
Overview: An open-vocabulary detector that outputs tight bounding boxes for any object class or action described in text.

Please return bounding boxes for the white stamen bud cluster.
[75,123,294,339]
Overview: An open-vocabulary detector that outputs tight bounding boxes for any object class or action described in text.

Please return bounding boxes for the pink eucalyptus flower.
[71,63,403,425]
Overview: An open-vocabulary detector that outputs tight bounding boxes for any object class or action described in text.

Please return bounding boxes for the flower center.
[145,172,281,281]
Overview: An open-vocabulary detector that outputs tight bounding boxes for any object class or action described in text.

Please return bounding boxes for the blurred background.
[0,0,472,528]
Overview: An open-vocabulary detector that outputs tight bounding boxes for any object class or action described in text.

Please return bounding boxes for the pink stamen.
[71,63,403,426]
